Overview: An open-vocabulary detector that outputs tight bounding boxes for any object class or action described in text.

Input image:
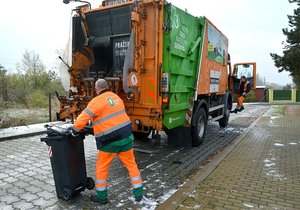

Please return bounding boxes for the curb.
[156,116,262,210]
[0,131,47,142]
[0,121,67,142]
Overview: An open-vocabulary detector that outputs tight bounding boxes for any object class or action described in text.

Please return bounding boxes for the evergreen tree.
[270,0,300,89]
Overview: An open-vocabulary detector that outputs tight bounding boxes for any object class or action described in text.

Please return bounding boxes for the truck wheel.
[219,101,231,128]
[62,187,72,201]
[86,177,95,190]
[192,108,207,146]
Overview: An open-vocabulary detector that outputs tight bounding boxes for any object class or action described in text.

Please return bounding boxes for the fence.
[268,89,300,103]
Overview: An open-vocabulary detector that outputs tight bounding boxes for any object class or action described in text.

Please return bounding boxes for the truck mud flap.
[165,126,192,148]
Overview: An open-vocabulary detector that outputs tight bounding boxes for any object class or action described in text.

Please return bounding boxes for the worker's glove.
[242,92,247,97]
[67,127,79,137]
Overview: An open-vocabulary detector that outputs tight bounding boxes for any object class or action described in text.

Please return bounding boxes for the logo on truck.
[207,24,228,64]
[171,6,179,29]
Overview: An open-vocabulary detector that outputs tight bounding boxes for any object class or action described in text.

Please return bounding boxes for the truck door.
[230,62,256,96]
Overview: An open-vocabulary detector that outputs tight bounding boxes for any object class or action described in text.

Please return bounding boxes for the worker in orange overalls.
[231,76,250,114]
[70,79,143,204]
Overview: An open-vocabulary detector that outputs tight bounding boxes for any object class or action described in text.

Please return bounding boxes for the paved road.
[158,104,300,210]
[0,104,269,209]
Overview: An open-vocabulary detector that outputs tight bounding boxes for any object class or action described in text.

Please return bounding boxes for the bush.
[26,90,48,108]
[232,90,256,103]
[244,90,255,102]
[0,108,49,128]
[0,101,15,110]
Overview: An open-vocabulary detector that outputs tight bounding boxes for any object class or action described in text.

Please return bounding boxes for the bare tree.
[0,65,8,101]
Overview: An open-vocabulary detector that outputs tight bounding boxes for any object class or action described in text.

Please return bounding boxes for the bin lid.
[40,135,65,142]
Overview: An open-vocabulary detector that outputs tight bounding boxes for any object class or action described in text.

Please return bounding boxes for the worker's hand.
[67,127,79,137]
[242,92,247,97]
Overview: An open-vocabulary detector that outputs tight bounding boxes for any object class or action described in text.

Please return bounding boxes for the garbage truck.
[57,0,256,147]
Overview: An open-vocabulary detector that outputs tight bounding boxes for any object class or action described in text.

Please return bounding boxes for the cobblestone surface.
[0,104,269,209]
[175,104,300,209]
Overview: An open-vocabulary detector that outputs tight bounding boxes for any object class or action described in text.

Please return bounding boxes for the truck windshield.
[234,64,254,79]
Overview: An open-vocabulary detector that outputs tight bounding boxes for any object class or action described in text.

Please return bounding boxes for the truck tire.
[192,108,207,146]
[219,100,231,128]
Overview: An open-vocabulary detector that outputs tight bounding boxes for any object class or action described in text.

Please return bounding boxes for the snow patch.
[116,202,124,208]
[142,150,181,172]
[265,150,286,180]
[262,106,284,118]
[270,116,280,120]
[225,127,235,131]
[221,127,245,134]
[243,203,254,208]
[139,196,158,210]
[265,163,275,167]
[194,204,201,209]
[156,189,177,203]
[0,121,69,139]
[188,193,196,198]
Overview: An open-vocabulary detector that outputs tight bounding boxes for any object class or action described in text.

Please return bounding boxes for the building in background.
[254,86,268,102]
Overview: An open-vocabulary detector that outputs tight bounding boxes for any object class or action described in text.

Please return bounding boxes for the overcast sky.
[0,0,296,85]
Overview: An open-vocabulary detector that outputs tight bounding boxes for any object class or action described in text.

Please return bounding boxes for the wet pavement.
[157,104,300,210]
[1,104,298,209]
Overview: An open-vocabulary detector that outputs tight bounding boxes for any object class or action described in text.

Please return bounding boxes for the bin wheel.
[86,177,95,190]
[62,187,72,201]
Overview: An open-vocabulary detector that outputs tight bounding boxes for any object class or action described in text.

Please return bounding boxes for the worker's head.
[240,76,246,81]
[95,79,108,95]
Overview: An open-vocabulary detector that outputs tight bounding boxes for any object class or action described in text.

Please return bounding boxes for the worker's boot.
[238,106,244,112]
[230,108,238,114]
[135,195,143,202]
[90,195,108,204]
[133,185,143,202]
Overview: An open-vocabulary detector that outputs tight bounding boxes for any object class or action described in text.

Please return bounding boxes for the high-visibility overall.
[73,91,143,201]
[95,137,143,201]
[237,95,245,108]
[237,80,250,108]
